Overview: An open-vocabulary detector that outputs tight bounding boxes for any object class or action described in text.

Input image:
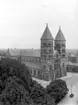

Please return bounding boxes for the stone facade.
[5,24,67,81]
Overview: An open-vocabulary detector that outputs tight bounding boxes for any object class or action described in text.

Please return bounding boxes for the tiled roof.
[55,26,66,41]
[10,49,40,57]
[41,24,54,40]
[22,61,41,69]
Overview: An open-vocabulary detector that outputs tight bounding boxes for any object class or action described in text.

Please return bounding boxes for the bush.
[30,80,55,105]
[0,77,31,105]
[46,79,69,104]
[0,58,32,92]
[0,58,34,105]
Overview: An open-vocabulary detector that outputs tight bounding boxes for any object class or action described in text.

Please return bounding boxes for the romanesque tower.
[40,24,54,80]
[55,26,66,57]
[54,26,67,78]
[41,24,54,60]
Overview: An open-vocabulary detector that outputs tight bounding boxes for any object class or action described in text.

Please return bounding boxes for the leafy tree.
[30,80,55,105]
[0,58,32,92]
[0,77,32,105]
[46,79,69,104]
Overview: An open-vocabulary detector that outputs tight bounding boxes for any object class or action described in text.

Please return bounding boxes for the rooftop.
[55,26,66,41]
[41,23,54,40]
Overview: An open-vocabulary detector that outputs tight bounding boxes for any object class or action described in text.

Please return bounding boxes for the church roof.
[10,49,40,57]
[55,26,66,41]
[23,62,41,69]
[41,24,54,40]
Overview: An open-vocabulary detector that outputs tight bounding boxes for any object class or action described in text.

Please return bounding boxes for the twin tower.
[41,24,66,60]
[40,24,67,80]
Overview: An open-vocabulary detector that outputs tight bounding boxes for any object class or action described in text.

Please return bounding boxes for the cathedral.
[39,24,67,80]
[4,24,67,81]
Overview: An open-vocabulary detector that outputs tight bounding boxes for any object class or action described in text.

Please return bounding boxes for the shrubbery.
[46,79,69,103]
[30,80,55,105]
[0,78,31,105]
[0,58,32,92]
[0,58,32,105]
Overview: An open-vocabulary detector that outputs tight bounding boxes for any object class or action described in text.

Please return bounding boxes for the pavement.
[58,73,78,105]
[33,72,78,105]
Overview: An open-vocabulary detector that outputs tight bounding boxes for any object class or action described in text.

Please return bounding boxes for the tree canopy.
[46,79,69,103]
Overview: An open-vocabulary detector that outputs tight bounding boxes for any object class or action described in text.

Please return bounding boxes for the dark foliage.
[46,79,69,104]
[0,77,32,105]
[0,58,32,92]
[0,58,33,105]
[30,80,55,105]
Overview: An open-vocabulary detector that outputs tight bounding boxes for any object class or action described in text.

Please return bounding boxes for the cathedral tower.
[54,26,67,78]
[55,26,66,58]
[40,24,54,81]
[40,24,54,60]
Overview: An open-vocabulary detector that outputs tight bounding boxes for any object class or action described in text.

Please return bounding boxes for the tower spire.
[41,23,53,40]
[46,23,48,27]
[59,25,61,30]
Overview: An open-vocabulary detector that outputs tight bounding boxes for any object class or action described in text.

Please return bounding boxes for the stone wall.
[18,56,41,63]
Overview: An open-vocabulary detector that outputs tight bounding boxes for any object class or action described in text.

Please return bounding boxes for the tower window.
[58,49,61,54]
[55,44,61,48]
[62,54,65,57]
[48,43,52,47]
[62,49,65,53]
[42,43,47,47]
[62,44,65,47]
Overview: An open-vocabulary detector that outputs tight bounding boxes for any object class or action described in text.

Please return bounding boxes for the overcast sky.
[0,0,78,49]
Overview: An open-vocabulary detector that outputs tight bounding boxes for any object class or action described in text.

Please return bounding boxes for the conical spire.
[41,23,53,40]
[59,26,61,30]
[46,23,48,27]
[55,26,66,41]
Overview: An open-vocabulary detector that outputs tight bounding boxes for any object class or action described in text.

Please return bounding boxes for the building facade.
[4,24,67,81]
[39,24,67,80]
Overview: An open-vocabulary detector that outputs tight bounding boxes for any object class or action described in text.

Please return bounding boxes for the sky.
[0,0,78,49]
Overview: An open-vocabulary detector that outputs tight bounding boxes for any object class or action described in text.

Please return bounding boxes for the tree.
[46,79,69,104]
[30,80,55,105]
[0,58,32,92]
[0,58,34,105]
[0,77,31,105]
